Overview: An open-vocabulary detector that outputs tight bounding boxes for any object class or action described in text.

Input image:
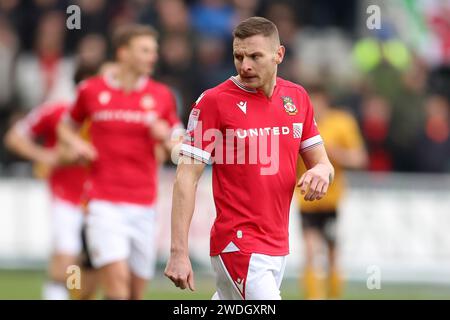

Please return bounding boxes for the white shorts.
[51,197,84,256]
[210,249,287,300]
[86,200,157,279]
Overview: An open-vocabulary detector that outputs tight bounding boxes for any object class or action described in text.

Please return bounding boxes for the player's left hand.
[297,163,333,201]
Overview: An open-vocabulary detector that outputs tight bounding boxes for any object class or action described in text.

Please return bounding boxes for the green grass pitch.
[1,269,450,300]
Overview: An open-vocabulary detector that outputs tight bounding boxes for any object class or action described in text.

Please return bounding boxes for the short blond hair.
[112,24,158,52]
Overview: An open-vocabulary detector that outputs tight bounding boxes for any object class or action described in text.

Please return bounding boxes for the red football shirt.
[69,75,181,205]
[181,77,323,256]
[17,102,88,205]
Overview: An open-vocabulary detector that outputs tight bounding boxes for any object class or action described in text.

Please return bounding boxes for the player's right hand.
[40,149,60,168]
[164,253,195,291]
[70,139,98,163]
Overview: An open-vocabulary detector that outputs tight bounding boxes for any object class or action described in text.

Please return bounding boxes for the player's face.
[233,35,284,89]
[124,35,159,76]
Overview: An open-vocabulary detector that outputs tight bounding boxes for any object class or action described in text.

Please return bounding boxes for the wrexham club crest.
[281,96,297,115]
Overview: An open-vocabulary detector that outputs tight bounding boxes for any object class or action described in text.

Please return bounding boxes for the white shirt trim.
[180,144,212,164]
[103,74,147,91]
[229,76,257,93]
[300,135,323,153]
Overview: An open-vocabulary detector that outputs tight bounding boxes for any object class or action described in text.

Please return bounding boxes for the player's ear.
[275,45,285,65]
[116,46,128,62]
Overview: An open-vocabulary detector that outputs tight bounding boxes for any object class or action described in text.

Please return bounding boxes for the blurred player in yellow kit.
[297,85,368,299]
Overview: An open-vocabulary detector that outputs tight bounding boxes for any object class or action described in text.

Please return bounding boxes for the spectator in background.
[353,32,430,171]
[0,16,19,168]
[360,95,394,172]
[151,0,197,124]
[302,0,356,32]
[154,0,192,35]
[428,65,450,102]
[67,0,110,44]
[190,0,236,41]
[14,11,75,110]
[413,95,450,172]
[194,34,236,93]
[0,0,22,33]
[76,34,108,70]
[352,29,411,101]
[389,55,427,171]
[156,33,198,126]
[264,1,300,82]
[0,17,18,111]
[231,0,260,23]
[16,0,68,52]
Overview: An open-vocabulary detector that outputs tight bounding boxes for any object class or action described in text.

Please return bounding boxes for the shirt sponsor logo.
[236,126,290,138]
[236,101,247,114]
[92,109,155,124]
[98,91,111,105]
[140,94,155,110]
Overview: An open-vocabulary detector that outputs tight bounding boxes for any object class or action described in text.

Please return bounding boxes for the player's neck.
[116,66,143,92]
[260,75,277,98]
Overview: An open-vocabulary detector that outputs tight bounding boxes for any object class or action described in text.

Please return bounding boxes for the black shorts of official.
[80,224,94,269]
[301,210,338,245]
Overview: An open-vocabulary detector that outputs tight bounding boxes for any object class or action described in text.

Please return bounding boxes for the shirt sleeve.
[179,91,221,164]
[16,104,60,139]
[300,92,323,153]
[68,82,90,126]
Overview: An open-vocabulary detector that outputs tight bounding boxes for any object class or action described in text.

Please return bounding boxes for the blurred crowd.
[0,0,449,174]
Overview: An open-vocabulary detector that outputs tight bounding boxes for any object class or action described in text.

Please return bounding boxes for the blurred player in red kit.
[58,25,181,300]
[4,65,99,300]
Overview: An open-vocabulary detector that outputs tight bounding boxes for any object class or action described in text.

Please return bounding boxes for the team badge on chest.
[98,91,111,105]
[141,94,155,110]
[281,96,297,115]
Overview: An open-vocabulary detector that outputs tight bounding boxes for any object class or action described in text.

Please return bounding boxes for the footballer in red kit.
[59,25,181,300]
[5,101,89,300]
[69,74,179,205]
[165,17,334,300]
[17,103,88,204]
[181,76,322,257]
[4,63,101,300]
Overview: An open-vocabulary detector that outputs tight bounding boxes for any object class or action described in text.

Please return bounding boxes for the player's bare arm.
[148,118,177,152]
[57,119,97,163]
[164,155,206,291]
[298,144,334,201]
[148,119,184,164]
[4,124,59,167]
